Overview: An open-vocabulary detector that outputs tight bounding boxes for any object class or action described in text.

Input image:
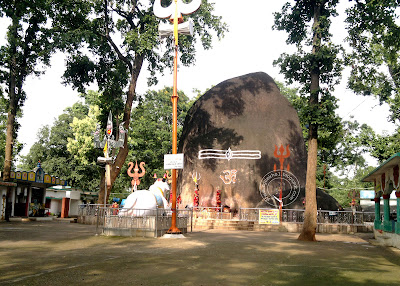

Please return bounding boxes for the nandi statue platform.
[119,179,171,217]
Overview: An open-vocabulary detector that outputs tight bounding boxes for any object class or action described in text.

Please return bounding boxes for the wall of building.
[48,199,62,216]
[1,187,6,220]
[46,189,83,217]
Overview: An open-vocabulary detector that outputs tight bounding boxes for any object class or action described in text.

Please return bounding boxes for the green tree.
[0,0,58,181]
[125,87,193,190]
[278,81,342,165]
[274,0,343,241]
[67,105,101,166]
[19,102,101,191]
[0,0,62,220]
[352,124,400,164]
[55,0,228,203]
[325,120,374,207]
[19,87,192,199]
[279,81,372,206]
[328,166,374,208]
[346,0,400,123]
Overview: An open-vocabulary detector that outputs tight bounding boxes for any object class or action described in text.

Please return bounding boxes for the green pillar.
[396,192,400,234]
[374,197,382,230]
[382,194,393,232]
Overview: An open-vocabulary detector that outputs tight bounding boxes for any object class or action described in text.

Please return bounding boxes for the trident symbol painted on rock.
[273,144,291,223]
[274,144,290,171]
[192,171,201,185]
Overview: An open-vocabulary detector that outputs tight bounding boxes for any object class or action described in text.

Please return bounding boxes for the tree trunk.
[96,55,144,204]
[3,17,19,220]
[4,89,16,182]
[298,131,318,241]
[97,171,107,205]
[3,17,19,182]
[298,1,322,242]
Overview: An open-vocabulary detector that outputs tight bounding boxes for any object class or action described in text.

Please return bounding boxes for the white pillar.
[11,187,15,217]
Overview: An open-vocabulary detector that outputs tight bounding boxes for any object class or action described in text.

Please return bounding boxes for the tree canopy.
[346,0,400,123]
[50,0,227,203]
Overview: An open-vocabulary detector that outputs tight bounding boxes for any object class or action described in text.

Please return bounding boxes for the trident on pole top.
[153,0,201,23]
[153,0,201,44]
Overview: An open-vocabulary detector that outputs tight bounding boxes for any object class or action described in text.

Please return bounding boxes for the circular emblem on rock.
[259,170,300,207]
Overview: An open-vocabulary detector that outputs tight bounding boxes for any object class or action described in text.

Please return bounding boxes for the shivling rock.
[177,72,340,211]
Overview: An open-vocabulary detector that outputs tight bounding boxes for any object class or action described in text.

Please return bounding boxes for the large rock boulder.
[177,72,338,211]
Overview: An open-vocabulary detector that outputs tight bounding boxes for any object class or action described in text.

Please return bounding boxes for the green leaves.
[67,105,100,165]
[274,42,343,91]
[274,1,343,152]
[19,101,101,190]
[273,0,339,46]
[127,87,192,189]
[1,0,65,175]
[63,55,97,93]
[59,0,227,94]
[346,0,400,123]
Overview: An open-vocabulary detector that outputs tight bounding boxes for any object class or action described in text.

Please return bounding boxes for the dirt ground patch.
[1,221,400,286]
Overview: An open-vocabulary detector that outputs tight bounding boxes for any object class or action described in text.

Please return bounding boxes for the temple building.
[0,162,68,220]
[362,153,400,249]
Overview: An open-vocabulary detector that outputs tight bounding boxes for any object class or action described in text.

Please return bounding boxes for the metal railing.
[79,204,378,235]
[238,208,377,226]
[192,206,234,220]
[78,204,111,216]
[78,204,112,226]
[77,205,193,237]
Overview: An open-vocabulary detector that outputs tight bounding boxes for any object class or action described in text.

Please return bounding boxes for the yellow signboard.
[8,169,67,186]
[44,174,51,184]
[259,209,280,225]
[28,172,35,181]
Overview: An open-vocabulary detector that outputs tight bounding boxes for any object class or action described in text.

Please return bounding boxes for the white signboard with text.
[164,153,184,169]
[259,209,280,225]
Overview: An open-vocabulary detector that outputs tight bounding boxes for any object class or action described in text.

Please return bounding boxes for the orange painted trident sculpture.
[127,161,146,192]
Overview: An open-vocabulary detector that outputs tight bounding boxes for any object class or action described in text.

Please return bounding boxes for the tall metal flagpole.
[153,0,201,234]
[169,0,181,234]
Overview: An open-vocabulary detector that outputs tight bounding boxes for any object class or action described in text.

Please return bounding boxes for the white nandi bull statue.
[119,179,171,217]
